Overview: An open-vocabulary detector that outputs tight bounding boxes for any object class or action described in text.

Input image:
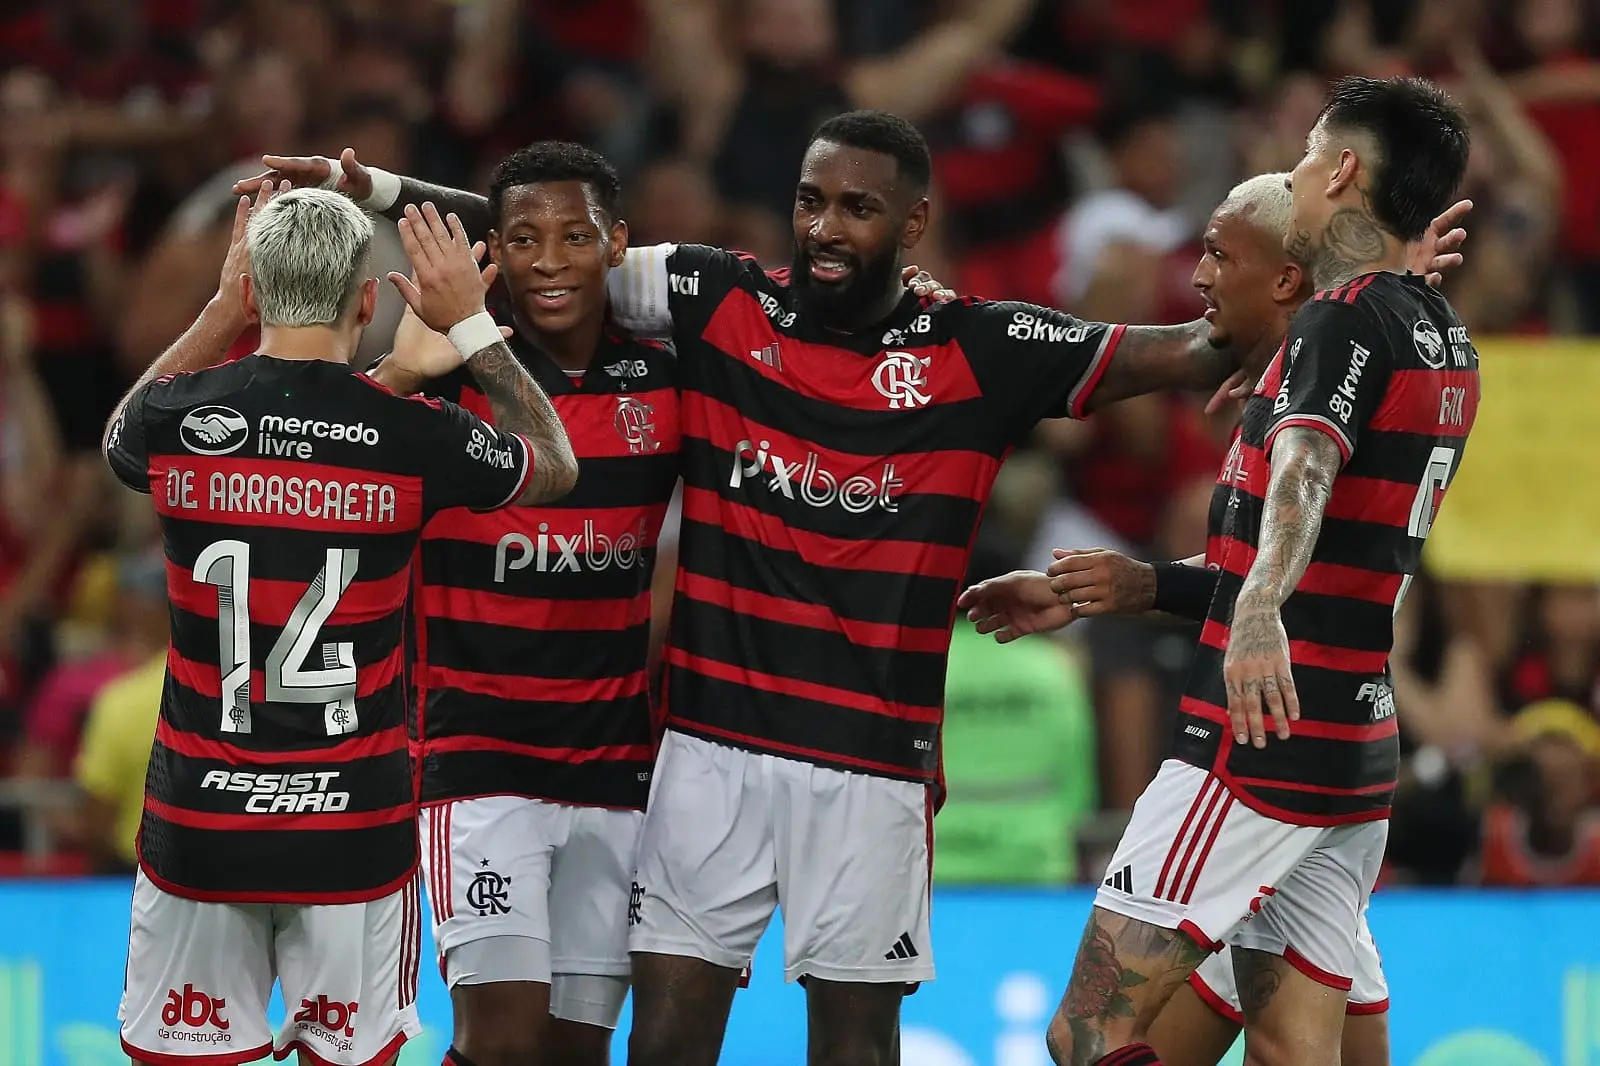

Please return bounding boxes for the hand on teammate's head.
[231,147,374,203]
[388,203,494,333]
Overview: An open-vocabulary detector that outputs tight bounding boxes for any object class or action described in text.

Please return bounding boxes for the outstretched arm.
[1081,320,1243,414]
[1223,427,1342,748]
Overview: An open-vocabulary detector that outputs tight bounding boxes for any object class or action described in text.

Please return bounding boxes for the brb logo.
[179,406,249,456]
[495,517,653,580]
[614,396,659,453]
[294,996,359,1052]
[873,352,932,410]
[729,439,902,513]
[160,985,231,1044]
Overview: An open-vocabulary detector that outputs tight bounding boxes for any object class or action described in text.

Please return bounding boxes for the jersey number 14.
[193,541,360,736]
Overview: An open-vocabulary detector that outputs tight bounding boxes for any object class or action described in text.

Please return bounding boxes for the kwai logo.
[495,518,653,580]
[729,439,902,513]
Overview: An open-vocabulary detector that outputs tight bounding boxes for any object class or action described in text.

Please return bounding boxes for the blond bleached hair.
[1216,172,1295,260]
[245,188,374,328]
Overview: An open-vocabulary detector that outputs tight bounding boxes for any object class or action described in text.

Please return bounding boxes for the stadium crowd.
[0,0,1596,889]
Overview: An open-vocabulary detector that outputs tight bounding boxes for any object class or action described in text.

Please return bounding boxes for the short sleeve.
[606,243,749,339]
[413,398,534,514]
[960,300,1126,439]
[1264,297,1392,465]
[104,384,154,493]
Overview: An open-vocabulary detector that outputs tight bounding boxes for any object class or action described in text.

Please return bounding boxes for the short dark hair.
[810,110,932,196]
[487,141,622,228]
[1317,76,1470,242]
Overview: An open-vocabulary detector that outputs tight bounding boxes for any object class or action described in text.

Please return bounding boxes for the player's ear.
[357,278,378,327]
[901,197,930,250]
[240,274,260,324]
[1275,260,1306,304]
[1330,147,1360,198]
[607,219,629,268]
[487,228,504,266]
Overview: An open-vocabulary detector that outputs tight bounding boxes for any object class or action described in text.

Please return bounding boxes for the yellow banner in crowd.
[1425,338,1600,581]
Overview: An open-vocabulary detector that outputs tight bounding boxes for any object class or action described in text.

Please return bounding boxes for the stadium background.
[0,1,1597,1064]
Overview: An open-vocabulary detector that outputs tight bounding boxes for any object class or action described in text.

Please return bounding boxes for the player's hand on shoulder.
[956,570,1076,642]
[388,204,495,333]
[1046,548,1157,616]
[1221,591,1300,749]
[901,264,957,304]
[231,147,374,203]
[1409,198,1472,288]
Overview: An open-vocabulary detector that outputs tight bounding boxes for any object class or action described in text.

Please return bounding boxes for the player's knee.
[1242,1026,1335,1066]
[458,1024,545,1066]
[1044,1012,1075,1066]
[626,1023,712,1066]
[808,1032,897,1066]
[543,1016,613,1066]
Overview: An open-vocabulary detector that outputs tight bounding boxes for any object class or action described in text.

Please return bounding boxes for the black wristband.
[1150,562,1219,622]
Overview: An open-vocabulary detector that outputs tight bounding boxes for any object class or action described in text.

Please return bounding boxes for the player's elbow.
[518,440,579,505]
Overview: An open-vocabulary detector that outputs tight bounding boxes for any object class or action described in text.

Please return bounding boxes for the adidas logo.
[884,932,920,961]
[1103,865,1134,894]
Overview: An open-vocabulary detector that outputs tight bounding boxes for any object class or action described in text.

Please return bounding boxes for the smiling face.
[790,139,927,329]
[488,180,627,336]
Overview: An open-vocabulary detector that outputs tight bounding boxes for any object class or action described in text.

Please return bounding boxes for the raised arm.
[101,183,277,454]
[233,150,494,243]
[389,203,576,504]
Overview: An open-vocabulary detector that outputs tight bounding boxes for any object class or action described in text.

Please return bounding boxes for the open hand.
[231,147,374,203]
[1409,198,1472,288]
[1046,548,1156,617]
[901,265,957,303]
[386,244,511,385]
[216,178,289,327]
[387,203,490,333]
[956,570,1076,643]
[1221,592,1300,748]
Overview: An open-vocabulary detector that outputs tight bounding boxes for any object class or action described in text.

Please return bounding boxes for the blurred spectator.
[1501,584,1600,721]
[937,525,1097,885]
[1476,701,1600,886]
[69,636,165,876]
[11,548,168,784]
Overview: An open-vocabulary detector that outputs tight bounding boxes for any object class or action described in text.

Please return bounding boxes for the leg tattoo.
[1050,911,1209,1066]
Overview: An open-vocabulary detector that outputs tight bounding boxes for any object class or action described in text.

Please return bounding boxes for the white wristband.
[316,158,344,191]
[447,311,502,363]
[363,166,402,212]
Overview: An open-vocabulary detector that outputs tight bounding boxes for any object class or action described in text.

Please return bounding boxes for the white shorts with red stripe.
[1189,901,1390,1022]
[628,729,935,985]
[418,796,642,992]
[119,868,422,1066]
[1094,760,1387,991]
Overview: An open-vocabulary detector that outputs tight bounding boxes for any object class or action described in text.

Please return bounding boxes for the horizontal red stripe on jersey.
[166,559,412,626]
[1207,536,1404,605]
[144,795,413,832]
[417,665,648,703]
[151,456,423,531]
[669,717,938,781]
[692,394,1002,501]
[155,719,408,764]
[168,646,403,700]
[702,289,983,409]
[677,571,950,652]
[419,585,650,633]
[1197,620,1391,674]
[666,647,941,724]
[681,487,971,580]
[1224,442,1426,530]
[421,735,655,764]
[421,503,665,548]
[1181,696,1399,743]
[1368,369,1479,438]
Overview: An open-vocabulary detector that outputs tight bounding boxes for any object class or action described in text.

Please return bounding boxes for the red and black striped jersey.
[410,330,680,809]
[104,355,532,903]
[609,244,1121,782]
[1172,272,1480,825]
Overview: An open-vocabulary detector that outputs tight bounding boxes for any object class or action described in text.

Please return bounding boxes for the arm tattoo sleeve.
[1239,426,1342,607]
[464,341,578,504]
[385,178,492,243]
[1084,320,1236,412]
